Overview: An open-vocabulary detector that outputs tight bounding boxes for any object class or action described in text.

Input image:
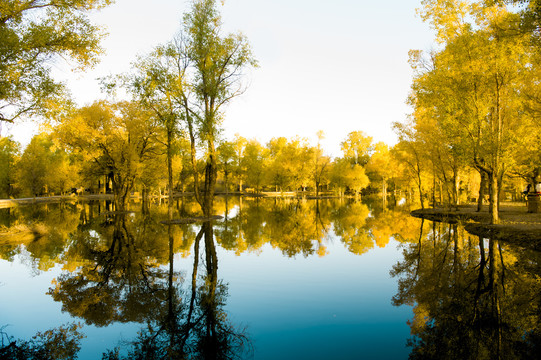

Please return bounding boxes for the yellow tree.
[311,130,331,197]
[0,136,19,197]
[411,0,531,222]
[392,121,431,209]
[241,139,267,193]
[56,101,158,210]
[366,142,396,203]
[16,133,79,197]
[340,131,373,166]
[181,0,257,216]
[345,164,370,200]
[0,0,112,123]
[232,134,247,192]
[266,137,290,192]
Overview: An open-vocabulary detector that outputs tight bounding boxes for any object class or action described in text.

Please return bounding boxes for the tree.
[393,122,429,209]
[181,0,257,215]
[266,137,290,192]
[0,0,112,123]
[340,131,373,166]
[117,37,189,221]
[0,136,19,197]
[311,130,330,198]
[329,158,350,198]
[242,139,267,193]
[217,140,236,194]
[344,164,370,199]
[232,134,247,192]
[366,142,396,204]
[408,0,534,222]
[16,133,78,197]
[123,0,256,217]
[56,101,158,210]
[15,134,50,197]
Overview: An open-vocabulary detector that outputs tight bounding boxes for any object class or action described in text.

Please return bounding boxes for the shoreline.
[0,191,343,209]
[411,204,541,249]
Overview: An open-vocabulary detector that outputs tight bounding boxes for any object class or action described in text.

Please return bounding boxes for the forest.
[1,0,541,225]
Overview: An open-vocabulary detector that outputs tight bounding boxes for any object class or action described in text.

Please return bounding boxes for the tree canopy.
[0,0,112,123]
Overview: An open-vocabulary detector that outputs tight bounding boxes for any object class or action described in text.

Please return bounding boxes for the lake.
[0,197,539,359]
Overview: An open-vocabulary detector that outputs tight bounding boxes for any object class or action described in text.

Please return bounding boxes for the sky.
[6,0,435,157]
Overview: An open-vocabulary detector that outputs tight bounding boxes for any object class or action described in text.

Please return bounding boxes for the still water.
[0,197,539,359]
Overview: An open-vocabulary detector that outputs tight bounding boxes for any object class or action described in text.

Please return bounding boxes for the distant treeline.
[0,125,528,205]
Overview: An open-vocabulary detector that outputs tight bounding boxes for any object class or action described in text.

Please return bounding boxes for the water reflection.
[100,221,251,360]
[0,196,455,358]
[391,221,541,359]
[1,197,418,262]
[48,212,175,326]
[25,205,252,358]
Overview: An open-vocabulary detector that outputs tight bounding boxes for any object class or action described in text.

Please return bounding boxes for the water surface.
[1,197,538,359]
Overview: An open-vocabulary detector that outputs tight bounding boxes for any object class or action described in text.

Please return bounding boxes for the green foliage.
[0,136,19,197]
[55,101,158,209]
[0,0,112,123]
[16,133,79,197]
[241,139,267,192]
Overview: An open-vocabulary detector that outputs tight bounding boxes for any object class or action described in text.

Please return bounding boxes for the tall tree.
[181,0,257,215]
[312,130,330,198]
[217,140,236,195]
[366,142,396,204]
[409,0,532,222]
[242,139,267,193]
[124,40,186,220]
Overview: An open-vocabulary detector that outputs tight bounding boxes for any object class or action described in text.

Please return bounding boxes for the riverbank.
[0,194,116,208]
[411,203,541,250]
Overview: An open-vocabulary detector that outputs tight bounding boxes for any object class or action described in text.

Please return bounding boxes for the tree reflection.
[0,202,80,269]
[0,323,84,360]
[104,221,251,360]
[391,221,541,359]
[48,212,175,326]
[42,204,250,359]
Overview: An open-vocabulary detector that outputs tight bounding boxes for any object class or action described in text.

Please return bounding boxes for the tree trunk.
[224,170,229,196]
[167,128,174,221]
[202,138,217,217]
[488,172,499,224]
[477,171,486,212]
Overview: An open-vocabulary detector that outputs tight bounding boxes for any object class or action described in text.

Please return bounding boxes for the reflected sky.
[218,242,411,359]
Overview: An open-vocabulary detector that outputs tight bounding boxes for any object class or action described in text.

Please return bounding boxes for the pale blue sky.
[8,0,434,157]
